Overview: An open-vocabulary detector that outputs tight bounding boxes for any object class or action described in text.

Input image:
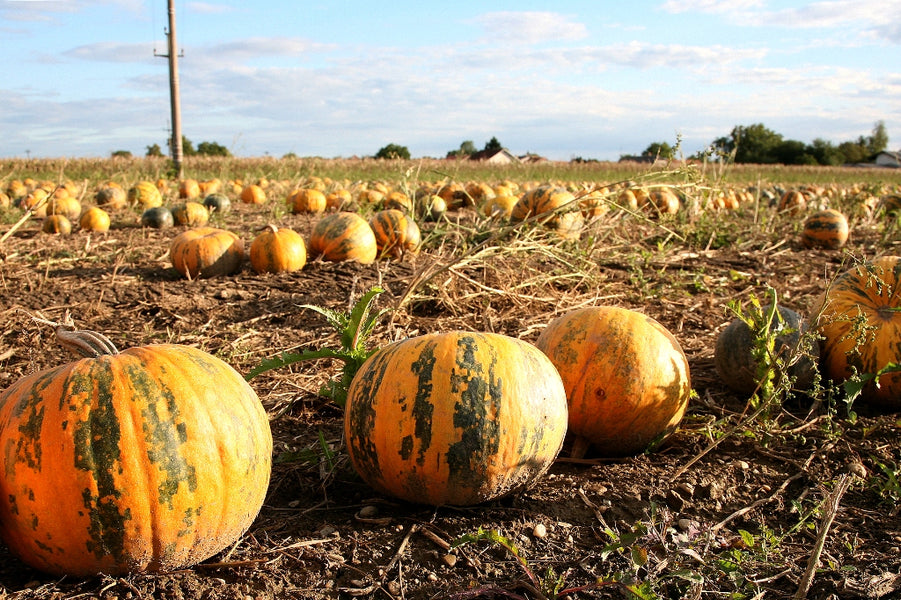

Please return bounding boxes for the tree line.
[638,121,890,166]
[120,123,891,166]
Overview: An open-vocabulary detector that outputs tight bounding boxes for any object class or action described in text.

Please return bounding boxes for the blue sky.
[1,0,899,160]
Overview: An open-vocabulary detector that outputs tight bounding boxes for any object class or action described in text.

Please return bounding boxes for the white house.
[875,151,901,168]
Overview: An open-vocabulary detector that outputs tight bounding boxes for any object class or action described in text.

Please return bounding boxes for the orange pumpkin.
[535,306,691,457]
[482,194,518,218]
[240,184,267,204]
[511,185,583,239]
[383,191,412,212]
[648,187,680,215]
[179,179,202,200]
[249,224,306,273]
[801,209,849,249]
[368,209,421,259]
[288,188,326,214]
[308,212,377,264]
[169,227,244,279]
[0,328,272,576]
[814,256,901,408]
[46,195,82,221]
[171,201,210,227]
[344,331,568,506]
[79,206,111,232]
[778,190,806,215]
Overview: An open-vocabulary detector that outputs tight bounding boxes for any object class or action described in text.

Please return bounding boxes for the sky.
[1,0,900,161]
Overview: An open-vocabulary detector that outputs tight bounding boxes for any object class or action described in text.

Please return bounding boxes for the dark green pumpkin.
[140,206,174,229]
[203,193,232,215]
[714,304,819,395]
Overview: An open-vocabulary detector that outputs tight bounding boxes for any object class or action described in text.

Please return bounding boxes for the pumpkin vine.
[246,286,390,408]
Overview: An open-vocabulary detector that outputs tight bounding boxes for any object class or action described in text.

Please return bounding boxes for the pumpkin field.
[1,156,901,600]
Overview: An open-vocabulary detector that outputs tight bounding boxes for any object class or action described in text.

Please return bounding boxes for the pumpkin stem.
[56,327,120,357]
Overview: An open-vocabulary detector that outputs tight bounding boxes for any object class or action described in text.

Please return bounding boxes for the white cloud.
[660,0,765,15]
[472,11,589,44]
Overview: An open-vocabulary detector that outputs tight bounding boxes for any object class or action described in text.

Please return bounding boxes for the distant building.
[874,151,901,168]
[468,148,522,164]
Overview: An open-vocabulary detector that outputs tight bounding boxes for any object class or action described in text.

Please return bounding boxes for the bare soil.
[0,196,899,600]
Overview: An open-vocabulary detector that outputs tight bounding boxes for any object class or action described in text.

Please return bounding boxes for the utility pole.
[156,0,184,178]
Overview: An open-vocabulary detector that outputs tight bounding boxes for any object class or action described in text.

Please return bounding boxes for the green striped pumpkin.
[0,329,272,576]
[344,331,569,506]
[308,211,378,264]
[801,209,849,249]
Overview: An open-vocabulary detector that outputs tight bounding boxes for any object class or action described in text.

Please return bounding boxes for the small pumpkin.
[179,179,202,200]
[249,224,307,274]
[171,201,210,227]
[778,190,806,215]
[42,214,72,235]
[813,256,901,408]
[97,184,129,210]
[368,209,421,259]
[714,304,819,395]
[46,195,82,221]
[79,206,111,232]
[127,181,163,209]
[203,193,231,215]
[308,211,378,264]
[344,331,568,506]
[140,206,174,229]
[325,189,354,211]
[240,184,267,204]
[418,195,447,221]
[536,306,691,457]
[482,194,518,218]
[383,191,413,212]
[288,188,326,214]
[436,182,469,209]
[169,226,244,279]
[801,209,849,249]
[511,185,583,239]
[0,327,272,576]
[648,187,680,215]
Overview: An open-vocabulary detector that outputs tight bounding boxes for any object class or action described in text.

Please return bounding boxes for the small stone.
[288,500,300,508]
[443,554,458,567]
[428,573,438,582]
[387,581,401,595]
[677,518,693,532]
[532,523,548,538]
[317,525,337,537]
[848,462,868,479]
[676,482,695,498]
[358,505,379,518]
[736,460,750,470]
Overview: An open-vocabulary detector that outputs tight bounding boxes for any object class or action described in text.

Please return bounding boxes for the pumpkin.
[648,187,680,215]
[240,184,267,205]
[511,185,583,239]
[383,191,412,212]
[714,304,819,395]
[171,201,210,227]
[579,189,609,219]
[535,306,691,457]
[199,178,222,196]
[801,209,849,249]
[482,194,518,218]
[141,206,174,229]
[127,181,163,209]
[46,195,82,221]
[42,214,72,235]
[249,224,306,274]
[202,193,231,215]
[436,182,469,209]
[464,181,496,205]
[813,256,901,408]
[169,227,244,279]
[96,184,128,211]
[179,179,202,200]
[778,190,806,215]
[288,188,326,214]
[308,211,378,264]
[79,206,111,232]
[0,328,272,576]
[20,189,49,218]
[368,209,421,259]
[419,195,447,221]
[325,189,354,211]
[344,331,568,506]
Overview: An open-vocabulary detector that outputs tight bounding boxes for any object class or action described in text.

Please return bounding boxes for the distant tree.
[111,150,132,159]
[865,120,889,155]
[838,140,870,164]
[483,137,503,152]
[196,141,231,157]
[374,143,410,160]
[807,138,843,166]
[642,141,675,160]
[447,140,476,158]
[146,143,164,157]
[180,136,196,157]
[282,152,299,160]
[772,139,814,165]
[732,124,784,163]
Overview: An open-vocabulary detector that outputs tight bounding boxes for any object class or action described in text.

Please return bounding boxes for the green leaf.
[245,348,348,380]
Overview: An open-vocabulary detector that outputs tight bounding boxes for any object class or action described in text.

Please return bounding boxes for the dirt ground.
[0,194,900,600]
